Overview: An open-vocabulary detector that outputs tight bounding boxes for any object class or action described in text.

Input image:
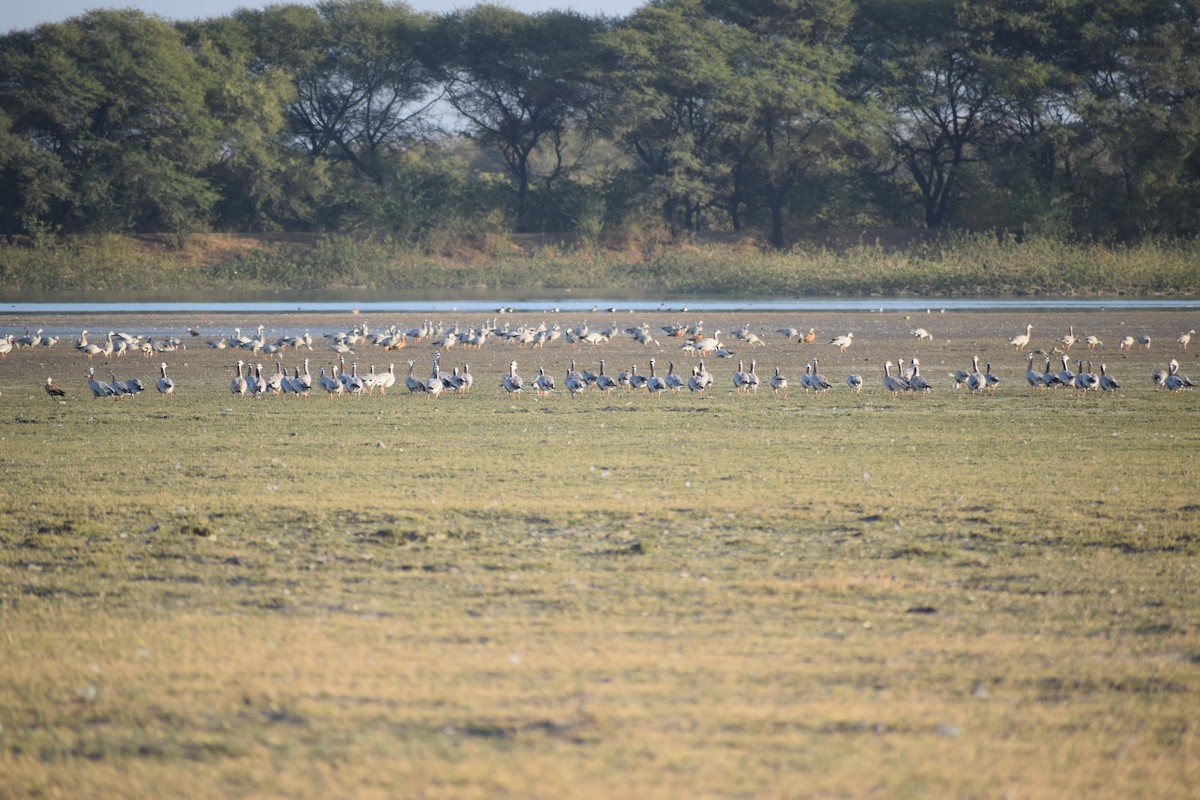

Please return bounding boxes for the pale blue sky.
[5,0,644,33]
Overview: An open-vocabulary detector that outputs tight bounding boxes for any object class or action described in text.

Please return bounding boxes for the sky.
[5,0,645,33]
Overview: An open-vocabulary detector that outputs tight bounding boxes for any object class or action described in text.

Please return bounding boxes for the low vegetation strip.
[1,232,1198,295]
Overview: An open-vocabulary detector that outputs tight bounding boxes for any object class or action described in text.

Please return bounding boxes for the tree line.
[1,0,1196,247]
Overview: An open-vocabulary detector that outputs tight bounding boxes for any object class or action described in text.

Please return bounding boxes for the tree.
[238,0,441,186]
[0,10,222,234]
[704,0,863,247]
[851,0,1008,229]
[596,0,739,235]
[436,4,607,231]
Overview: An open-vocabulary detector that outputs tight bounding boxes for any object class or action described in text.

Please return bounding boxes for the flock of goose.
[10,319,1197,401]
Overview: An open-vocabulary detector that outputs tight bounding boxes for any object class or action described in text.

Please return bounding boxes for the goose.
[1009,324,1033,350]
[1178,329,1196,349]
[809,359,832,393]
[564,364,587,397]
[1060,326,1077,351]
[984,362,1000,395]
[965,356,987,396]
[1151,365,1169,390]
[1085,334,1103,349]
[44,377,66,399]
[1118,335,1135,350]
[908,360,931,395]
[690,331,723,356]
[533,367,556,396]
[770,367,788,399]
[616,365,632,391]
[318,366,342,398]
[800,363,815,393]
[1057,355,1075,388]
[291,366,309,398]
[949,365,970,390]
[251,363,268,397]
[0,335,12,357]
[829,332,854,351]
[122,372,145,396]
[459,364,474,394]
[266,362,285,394]
[108,370,133,397]
[88,367,116,399]
[1026,353,1046,389]
[1138,334,1152,349]
[1165,361,1195,391]
[744,359,760,394]
[404,360,425,393]
[776,326,799,339]
[1098,363,1119,394]
[77,331,105,359]
[733,360,750,393]
[846,373,863,394]
[155,363,175,398]
[38,332,58,348]
[909,327,933,341]
[664,361,685,392]
[1043,357,1063,389]
[17,328,41,348]
[377,363,397,394]
[298,359,313,393]
[1071,360,1094,393]
[688,360,713,394]
[426,363,447,397]
[628,364,647,391]
[595,360,617,392]
[645,358,666,396]
[882,361,908,398]
[231,361,248,397]
[502,361,523,396]
[442,367,464,393]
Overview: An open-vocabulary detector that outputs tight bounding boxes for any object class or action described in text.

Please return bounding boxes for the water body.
[2,292,1197,315]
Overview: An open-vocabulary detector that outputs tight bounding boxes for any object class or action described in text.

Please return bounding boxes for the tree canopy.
[1,0,1197,244]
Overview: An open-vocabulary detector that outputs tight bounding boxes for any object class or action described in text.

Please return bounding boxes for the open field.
[1,308,1199,798]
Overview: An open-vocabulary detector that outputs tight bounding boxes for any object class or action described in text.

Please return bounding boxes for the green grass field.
[1,309,1198,798]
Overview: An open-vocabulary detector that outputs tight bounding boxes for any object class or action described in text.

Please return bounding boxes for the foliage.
[1,0,1199,248]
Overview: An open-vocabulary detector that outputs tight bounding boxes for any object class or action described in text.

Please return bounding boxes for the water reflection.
[2,294,1196,315]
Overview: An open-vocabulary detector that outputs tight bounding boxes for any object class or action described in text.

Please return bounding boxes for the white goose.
[829,332,854,352]
[1009,324,1033,350]
[155,362,175,399]
[502,360,523,396]
[231,361,248,397]
[770,367,788,399]
[533,367,556,396]
[809,359,831,393]
[645,358,666,396]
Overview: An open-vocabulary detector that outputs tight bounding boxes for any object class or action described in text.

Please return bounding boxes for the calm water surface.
[2,291,1197,315]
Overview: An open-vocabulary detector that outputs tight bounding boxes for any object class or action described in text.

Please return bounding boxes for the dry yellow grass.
[0,309,1198,798]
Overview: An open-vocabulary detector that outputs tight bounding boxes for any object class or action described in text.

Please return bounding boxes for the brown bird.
[44,377,66,398]
[799,327,816,343]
